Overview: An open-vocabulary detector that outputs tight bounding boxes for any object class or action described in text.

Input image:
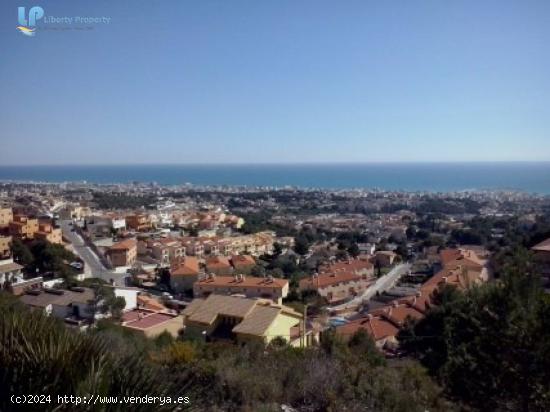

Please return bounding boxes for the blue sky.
[0,0,549,164]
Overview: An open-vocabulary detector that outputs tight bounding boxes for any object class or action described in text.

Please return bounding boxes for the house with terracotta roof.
[319,257,374,277]
[336,314,400,348]
[194,274,289,304]
[205,256,233,275]
[108,238,137,267]
[335,247,490,349]
[121,309,183,338]
[182,294,313,347]
[299,259,375,305]
[230,254,256,274]
[335,294,427,347]
[170,257,200,292]
[438,248,490,282]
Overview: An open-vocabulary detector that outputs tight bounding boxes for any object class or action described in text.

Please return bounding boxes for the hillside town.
[1,181,549,352]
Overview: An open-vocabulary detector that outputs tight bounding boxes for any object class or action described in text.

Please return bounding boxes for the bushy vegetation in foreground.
[2,250,548,411]
[0,293,450,412]
[399,250,550,412]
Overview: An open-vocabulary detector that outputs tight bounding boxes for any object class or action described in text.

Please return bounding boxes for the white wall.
[114,288,138,311]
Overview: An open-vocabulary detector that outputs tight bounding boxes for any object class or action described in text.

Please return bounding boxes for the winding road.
[60,220,128,286]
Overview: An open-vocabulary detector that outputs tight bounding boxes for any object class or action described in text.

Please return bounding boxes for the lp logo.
[17,6,44,36]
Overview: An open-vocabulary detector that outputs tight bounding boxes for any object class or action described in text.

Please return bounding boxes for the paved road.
[60,220,128,286]
[331,263,411,312]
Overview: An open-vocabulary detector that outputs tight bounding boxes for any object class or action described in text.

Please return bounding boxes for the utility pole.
[302,303,308,348]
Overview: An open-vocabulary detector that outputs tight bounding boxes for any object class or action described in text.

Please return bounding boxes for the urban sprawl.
[1,181,549,354]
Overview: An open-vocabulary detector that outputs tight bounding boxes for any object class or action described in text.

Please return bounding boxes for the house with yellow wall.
[182,294,316,347]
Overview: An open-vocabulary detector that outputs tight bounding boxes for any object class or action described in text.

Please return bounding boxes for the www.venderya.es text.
[11,394,190,406]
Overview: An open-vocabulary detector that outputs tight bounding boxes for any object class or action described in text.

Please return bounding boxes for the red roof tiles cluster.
[336,248,488,345]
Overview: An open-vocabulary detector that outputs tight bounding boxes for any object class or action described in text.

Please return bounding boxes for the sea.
[0,163,549,194]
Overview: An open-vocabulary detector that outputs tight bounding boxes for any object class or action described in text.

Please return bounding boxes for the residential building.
[0,258,24,290]
[320,257,374,277]
[335,247,491,349]
[19,287,96,320]
[59,205,92,221]
[439,248,490,282]
[0,236,12,258]
[205,256,233,275]
[108,238,137,267]
[35,222,63,244]
[126,214,151,232]
[182,294,313,347]
[194,274,289,304]
[170,257,200,292]
[230,254,256,274]
[299,258,375,304]
[0,207,13,227]
[299,271,374,304]
[336,313,400,348]
[121,309,183,338]
[9,215,39,240]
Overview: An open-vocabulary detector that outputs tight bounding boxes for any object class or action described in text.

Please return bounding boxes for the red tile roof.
[231,255,256,267]
[123,311,177,330]
[171,257,200,276]
[336,316,399,342]
[196,275,288,289]
[110,238,137,251]
[205,256,232,270]
[320,258,373,275]
[299,272,363,290]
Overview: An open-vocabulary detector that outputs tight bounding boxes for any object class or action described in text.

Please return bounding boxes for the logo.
[17,6,44,36]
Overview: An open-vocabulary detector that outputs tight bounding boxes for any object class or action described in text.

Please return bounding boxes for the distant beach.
[0,163,549,194]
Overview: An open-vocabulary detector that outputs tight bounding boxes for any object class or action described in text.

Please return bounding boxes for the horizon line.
[1,160,550,167]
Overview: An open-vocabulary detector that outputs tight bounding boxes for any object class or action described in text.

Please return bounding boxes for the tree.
[294,236,309,256]
[335,249,348,261]
[250,264,266,277]
[82,278,126,321]
[27,240,79,281]
[347,242,360,258]
[0,292,189,411]
[10,238,34,268]
[399,251,550,412]
[272,242,283,257]
[156,267,171,287]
